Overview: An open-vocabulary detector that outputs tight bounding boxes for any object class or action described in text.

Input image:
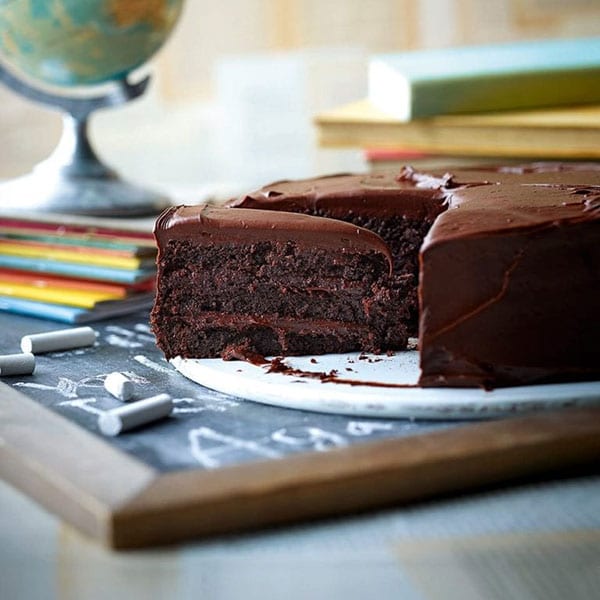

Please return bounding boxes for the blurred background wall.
[1,0,599,196]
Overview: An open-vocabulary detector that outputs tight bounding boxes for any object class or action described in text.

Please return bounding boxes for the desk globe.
[0,0,184,216]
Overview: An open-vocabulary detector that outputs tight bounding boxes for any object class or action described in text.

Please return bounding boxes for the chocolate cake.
[152,163,600,389]
[151,206,408,360]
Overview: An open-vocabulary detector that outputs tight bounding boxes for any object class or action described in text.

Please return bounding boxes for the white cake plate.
[171,351,600,420]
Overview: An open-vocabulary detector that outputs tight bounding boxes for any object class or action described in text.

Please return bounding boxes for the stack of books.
[315,37,600,166]
[0,214,157,323]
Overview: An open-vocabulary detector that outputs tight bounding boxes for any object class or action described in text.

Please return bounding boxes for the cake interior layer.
[274,209,444,335]
[152,239,409,359]
[283,210,440,278]
[155,313,391,359]
[157,239,401,321]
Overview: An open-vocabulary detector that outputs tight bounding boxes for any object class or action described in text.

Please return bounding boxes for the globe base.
[0,169,171,217]
[0,66,171,217]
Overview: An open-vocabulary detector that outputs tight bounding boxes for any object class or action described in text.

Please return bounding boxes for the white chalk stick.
[21,326,96,354]
[0,353,35,376]
[98,393,173,436]
[104,372,135,401]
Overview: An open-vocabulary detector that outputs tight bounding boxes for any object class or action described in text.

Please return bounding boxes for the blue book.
[369,37,600,120]
[0,294,154,323]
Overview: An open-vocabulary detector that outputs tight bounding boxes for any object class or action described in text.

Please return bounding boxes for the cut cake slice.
[151,206,409,360]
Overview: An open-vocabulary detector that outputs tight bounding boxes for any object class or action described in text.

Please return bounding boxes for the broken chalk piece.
[20,326,96,354]
[0,352,35,377]
[104,372,135,402]
[98,393,173,436]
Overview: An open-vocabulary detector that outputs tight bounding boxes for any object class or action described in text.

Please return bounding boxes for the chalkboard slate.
[2,309,600,549]
[0,310,450,472]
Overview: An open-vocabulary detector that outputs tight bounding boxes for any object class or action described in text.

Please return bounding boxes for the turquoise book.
[0,294,154,323]
[0,255,155,284]
[368,37,600,120]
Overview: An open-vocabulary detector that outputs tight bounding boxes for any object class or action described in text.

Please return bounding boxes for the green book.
[369,37,600,121]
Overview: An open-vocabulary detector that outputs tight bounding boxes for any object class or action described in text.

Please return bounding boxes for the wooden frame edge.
[111,406,600,548]
[0,381,156,545]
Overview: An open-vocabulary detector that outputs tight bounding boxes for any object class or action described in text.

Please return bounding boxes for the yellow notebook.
[0,281,123,309]
[0,242,150,270]
[315,100,600,158]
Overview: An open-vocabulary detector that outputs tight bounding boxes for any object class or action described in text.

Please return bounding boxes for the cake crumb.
[358,352,382,363]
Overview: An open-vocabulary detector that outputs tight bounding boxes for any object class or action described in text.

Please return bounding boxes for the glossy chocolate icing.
[228,170,447,220]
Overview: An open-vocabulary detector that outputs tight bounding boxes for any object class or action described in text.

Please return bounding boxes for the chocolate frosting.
[228,171,447,220]
[230,163,600,227]
[419,163,600,250]
[424,184,600,245]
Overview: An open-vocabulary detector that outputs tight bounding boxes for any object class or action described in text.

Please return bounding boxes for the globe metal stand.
[0,64,171,217]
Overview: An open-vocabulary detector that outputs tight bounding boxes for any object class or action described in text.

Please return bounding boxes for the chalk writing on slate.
[2,310,452,472]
